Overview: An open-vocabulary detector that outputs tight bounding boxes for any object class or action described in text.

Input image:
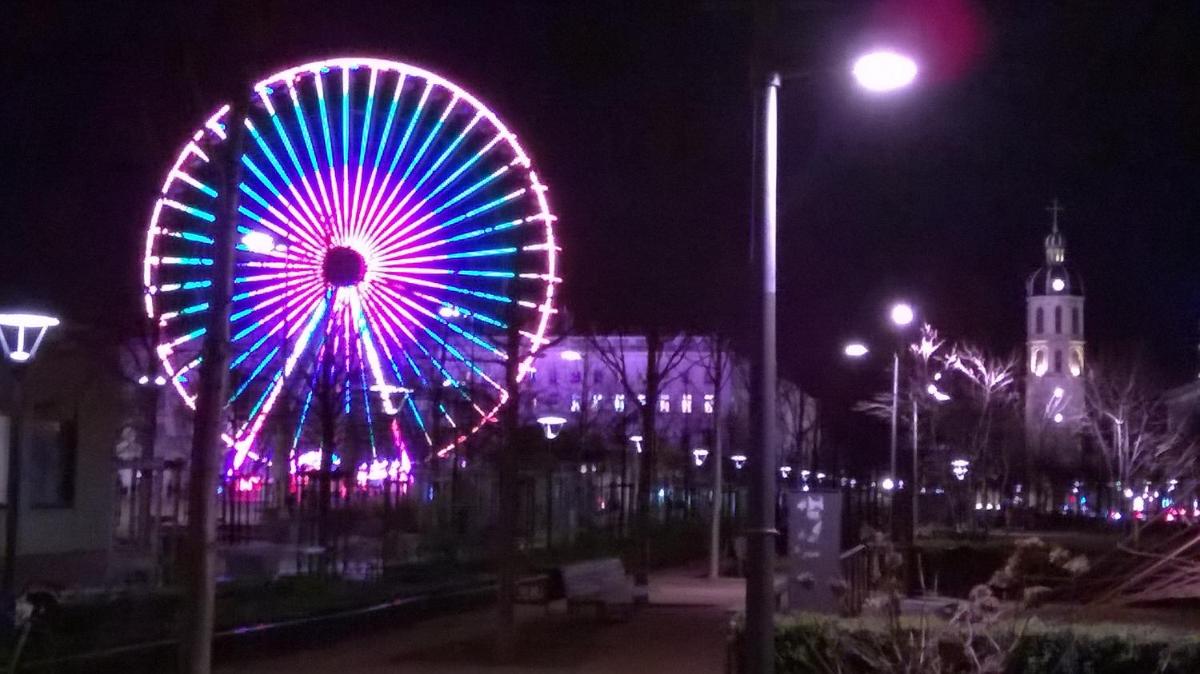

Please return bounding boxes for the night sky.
[3,1,1198,415]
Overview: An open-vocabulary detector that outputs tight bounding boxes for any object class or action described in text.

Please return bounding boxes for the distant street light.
[240,230,276,254]
[536,415,567,440]
[536,415,568,549]
[731,454,747,470]
[0,311,60,597]
[890,302,915,328]
[951,459,970,481]
[692,447,710,467]
[881,477,896,491]
[843,342,869,358]
[629,434,643,454]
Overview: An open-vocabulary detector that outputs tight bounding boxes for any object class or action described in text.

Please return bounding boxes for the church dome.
[1027,264,1084,297]
[1026,206,1083,297]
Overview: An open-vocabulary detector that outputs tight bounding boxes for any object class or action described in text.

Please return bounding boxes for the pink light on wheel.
[144,57,560,473]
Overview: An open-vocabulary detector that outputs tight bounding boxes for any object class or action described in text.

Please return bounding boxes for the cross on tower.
[1046,198,1065,231]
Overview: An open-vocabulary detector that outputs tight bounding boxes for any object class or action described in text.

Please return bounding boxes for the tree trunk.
[635,331,661,599]
[708,354,724,580]
[178,96,245,674]
[494,318,521,662]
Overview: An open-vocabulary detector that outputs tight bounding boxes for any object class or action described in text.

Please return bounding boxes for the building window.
[1035,307,1044,334]
[681,393,693,414]
[570,370,582,384]
[591,393,604,410]
[29,419,77,508]
[613,394,625,412]
[658,395,670,413]
[1031,348,1047,376]
[1054,349,1063,374]
[1054,306,1062,334]
[704,393,715,414]
[1070,348,1083,377]
[570,394,582,412]
[637,394,646,407]
[1071,307,1080,336]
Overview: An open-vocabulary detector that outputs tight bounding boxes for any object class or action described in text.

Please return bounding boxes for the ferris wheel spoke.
[245,119,325,235]
[358,90,456,246]
[369,284,503,393]
[314,69,349,243]
[354,73,407,244]
[370,121,500,242]
[230,292,331,468]
[372,207,521,264]
[347,67,379,243]
[285,82,337,230]
[372,178,521,261]
[358,80,431,248]
[359,111,483,249]
[240,155,330,251]
[259,91,332,238]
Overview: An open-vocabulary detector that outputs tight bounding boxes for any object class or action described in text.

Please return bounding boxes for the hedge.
[761,614,1200,673]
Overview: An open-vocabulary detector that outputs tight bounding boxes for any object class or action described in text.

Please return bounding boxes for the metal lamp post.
[748,48,917,671]
[537,415,566,549]
[0,312,60,599]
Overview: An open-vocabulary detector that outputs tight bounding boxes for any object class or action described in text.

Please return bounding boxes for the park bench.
[560,557,635,620]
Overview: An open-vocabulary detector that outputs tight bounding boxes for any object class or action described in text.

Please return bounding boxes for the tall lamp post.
[537,415,566,550]
[749,51,917,671]
[744,48,912,671]
[0,311,60,600]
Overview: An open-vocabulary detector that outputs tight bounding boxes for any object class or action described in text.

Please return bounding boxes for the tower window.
[1071,308,1080,336]
[1054,350,1063,374]
[1054,306,1062,334]
[1070,347,1083,377]
[1031,348,1047,376]
[1035,308,1044,334]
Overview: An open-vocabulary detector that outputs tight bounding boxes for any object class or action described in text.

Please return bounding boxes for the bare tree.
[591,329,692,595]
[945,343,1019,496]
[1083,359,1175,495]
[696,333,735,579]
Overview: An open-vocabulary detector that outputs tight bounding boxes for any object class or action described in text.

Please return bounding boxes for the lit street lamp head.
[843,342,869,358]
[890,302,915,327]
[852,50,919,93]
[0,312,60,364]
[536,415,567,440]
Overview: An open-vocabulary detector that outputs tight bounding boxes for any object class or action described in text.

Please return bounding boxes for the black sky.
[2,1,1199,410]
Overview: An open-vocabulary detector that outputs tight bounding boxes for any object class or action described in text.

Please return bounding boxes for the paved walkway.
[218,566,744,673]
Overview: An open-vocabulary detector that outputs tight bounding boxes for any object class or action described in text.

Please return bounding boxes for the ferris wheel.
[143,57,559,475]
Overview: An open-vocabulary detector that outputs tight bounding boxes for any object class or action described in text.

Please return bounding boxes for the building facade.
[1024,208,1086,471]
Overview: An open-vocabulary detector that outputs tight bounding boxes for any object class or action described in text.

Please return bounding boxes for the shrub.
[765,617,1200,674]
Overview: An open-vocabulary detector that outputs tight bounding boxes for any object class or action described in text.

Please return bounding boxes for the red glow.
[867,0,988,83]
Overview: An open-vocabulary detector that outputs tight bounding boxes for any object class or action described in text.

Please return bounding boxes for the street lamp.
[852,51,919,93]
[843,342,869,358]
[731,454,747,471]
[537,415,567,549]
[750,48,918,671]
[692,447,709,467]
[0,311,60,598]
[951,459,970,481]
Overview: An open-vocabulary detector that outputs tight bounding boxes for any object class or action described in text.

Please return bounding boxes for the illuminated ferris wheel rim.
[141,55,560,466]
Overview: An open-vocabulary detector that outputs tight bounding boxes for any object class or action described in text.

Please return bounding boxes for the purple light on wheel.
[144,57,561,474]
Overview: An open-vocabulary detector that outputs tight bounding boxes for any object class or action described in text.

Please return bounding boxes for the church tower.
[1024,200,1085,472]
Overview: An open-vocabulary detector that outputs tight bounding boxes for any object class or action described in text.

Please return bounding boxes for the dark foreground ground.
[218,566,743,674]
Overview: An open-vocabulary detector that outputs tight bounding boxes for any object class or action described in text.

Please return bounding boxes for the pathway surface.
[218,566,744,674]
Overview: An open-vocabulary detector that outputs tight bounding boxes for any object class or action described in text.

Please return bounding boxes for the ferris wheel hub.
[322,246,366,287]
